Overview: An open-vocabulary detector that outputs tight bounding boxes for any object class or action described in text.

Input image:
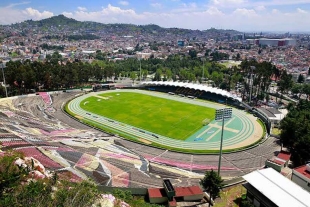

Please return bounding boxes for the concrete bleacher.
[129,168,163,188]
[149,164,186,179]
[15,147,62,169]
[57,150,83,165]
[38,92,52,106]
[105,158,136,171]
[93,164,110,185]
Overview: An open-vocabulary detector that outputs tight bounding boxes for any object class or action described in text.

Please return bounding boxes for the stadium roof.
[141,81,242,102]
[243,168,310,207]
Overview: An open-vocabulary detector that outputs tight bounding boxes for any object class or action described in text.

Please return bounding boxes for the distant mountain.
[6,14,241,37]
[25,14,79,27]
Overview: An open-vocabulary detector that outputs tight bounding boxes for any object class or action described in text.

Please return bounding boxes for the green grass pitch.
[80,92,216,140]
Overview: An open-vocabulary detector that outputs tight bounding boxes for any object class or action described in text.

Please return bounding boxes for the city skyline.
[1,0,310,32]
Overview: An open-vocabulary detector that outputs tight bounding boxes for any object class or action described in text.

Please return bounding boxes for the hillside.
[6,14,240,37]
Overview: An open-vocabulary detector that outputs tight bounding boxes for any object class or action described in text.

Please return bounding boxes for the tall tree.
[277,70,293,101]
[200,169,224,202]
[189,49,197,59]
[297,74,305,83]
[130,72,137,84]
[153,69,162,81]
[280,100,310,166]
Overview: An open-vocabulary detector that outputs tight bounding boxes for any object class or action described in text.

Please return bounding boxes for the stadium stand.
[141,82,244,110]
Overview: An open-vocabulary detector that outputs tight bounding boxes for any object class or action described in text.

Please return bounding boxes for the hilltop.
[5,14,240,36]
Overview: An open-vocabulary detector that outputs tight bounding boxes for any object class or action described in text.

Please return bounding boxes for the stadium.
[0,81,279,190]
[67,84,263,152]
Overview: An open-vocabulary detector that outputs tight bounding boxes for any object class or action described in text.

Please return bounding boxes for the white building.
[242,168,310,207]
[257,38,296,47]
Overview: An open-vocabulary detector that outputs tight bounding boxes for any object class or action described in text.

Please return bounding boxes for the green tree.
[189,49,197,59]
[303,84,310,99]
[166,69,172,81]
[291,84,303,99]
[236,53,241,61]
[200,169,224,201]
[280,100,310,166]
[240,199,255,207]
[297,74,305,83]
[277,70,293,101]
[130,71,137,84]
[153,69,162,81]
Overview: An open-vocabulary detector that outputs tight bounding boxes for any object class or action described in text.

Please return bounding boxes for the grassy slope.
[80,92,215,140]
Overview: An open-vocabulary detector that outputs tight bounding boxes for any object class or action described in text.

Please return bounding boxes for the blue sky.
[1,0,310,32]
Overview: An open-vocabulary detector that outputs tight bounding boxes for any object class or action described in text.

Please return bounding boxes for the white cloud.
[63,4,139,23]
[297,8,307,14]
[205,7,224,15]
[272,9,279,14]
[211,0,246,5]
[180,2,197,8]
[6,1,30,8]
[255,5,266,11]
[170,2,198,13]
[119,1,129,6]
[60,4,310,32]
[150,3,162,8]
[233,8,257,16]
[262,0,310,6]
[77,7,87,11]
[0,5,53,24]
[22,8,53,20]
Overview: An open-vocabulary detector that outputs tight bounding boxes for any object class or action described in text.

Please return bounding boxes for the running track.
[67,90,262,151]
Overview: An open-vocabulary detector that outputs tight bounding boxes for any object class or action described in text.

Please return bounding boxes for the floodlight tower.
[215,107,232,175]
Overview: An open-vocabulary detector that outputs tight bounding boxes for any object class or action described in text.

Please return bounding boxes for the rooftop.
[175,186,203,197]
[268,157,286,165]
[148,188,166,198]
[277,151,291,161]
[148,185,203,198]
[243,168,310,207]
[294,165,310,180]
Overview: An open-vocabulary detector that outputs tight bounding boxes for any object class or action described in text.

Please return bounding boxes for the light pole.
[139,57,142,82]
[1,62,8,97]
[215,107,232,175]
[201,57,205,83]
[249,66,255,104]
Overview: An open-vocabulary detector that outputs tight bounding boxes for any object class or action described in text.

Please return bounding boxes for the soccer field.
[80,92,216,140]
